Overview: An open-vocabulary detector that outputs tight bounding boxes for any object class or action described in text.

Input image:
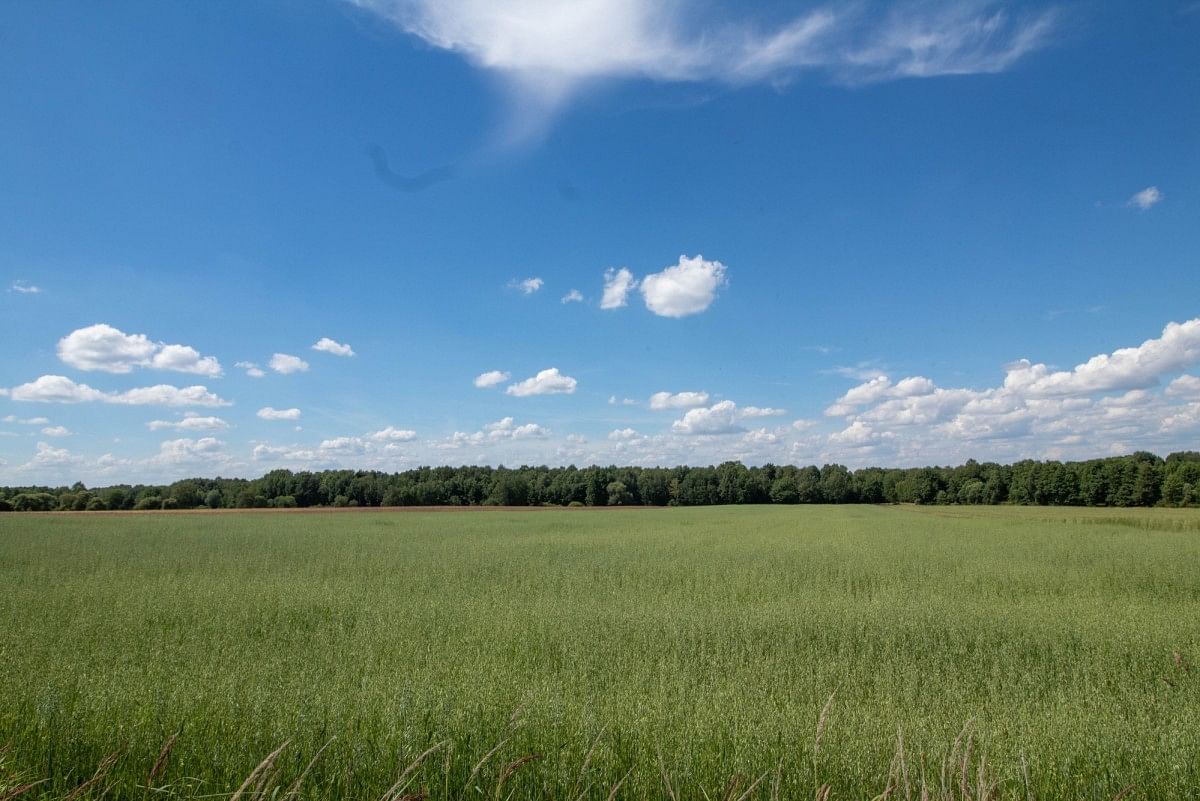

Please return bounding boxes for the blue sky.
[1,1,1198,484]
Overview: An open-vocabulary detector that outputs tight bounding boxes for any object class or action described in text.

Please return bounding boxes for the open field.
[1,506,1199,800]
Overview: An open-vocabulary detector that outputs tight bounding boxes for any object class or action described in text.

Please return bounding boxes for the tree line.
[2,451,1199,512]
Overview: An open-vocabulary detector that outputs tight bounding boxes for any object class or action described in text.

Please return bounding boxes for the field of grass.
[1,505,1199,800]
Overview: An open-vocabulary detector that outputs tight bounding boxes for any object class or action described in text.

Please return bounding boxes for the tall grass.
[1,506,1198,799]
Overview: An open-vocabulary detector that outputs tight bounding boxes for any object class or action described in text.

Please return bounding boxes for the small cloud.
[639,255,727,318]
[600,267,635,310]
[235,361,266,378]
[9,280,41,294]
[608,428,641,441]
[257,406,302,421]
[40,425,72,437]
[368,425,417,442]
[1127,186,1163,210]
[506,367,578,396]
[649,391,709,410]
[147,413,230,432]
[312,337,355,357]
[269,353,309,374]
[513,277,544,295]
[474,370,510,388]
[608,395,638,406]
[561,289,584,304]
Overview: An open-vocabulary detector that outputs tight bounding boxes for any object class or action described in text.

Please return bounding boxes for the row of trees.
[2,452,1199,512]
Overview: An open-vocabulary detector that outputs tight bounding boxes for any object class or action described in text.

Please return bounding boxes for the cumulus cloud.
[258,406,302,421]
[514,277,544,295]
[57,324,222,376]
[1002,319,1200,397]
[484,416,547,439]
[6,375,230,407]
[826,375,937,416]
[369,425,417,442]
[312,337,355,357]
[40,425,71,437]
[474,370,510,388]
[352,1,1056,141]
[1166,375,1200,398]
[235,361,266,378]
[608,427,642,441]
[600,267,635,310]
[9,280,41,294]
[671,400,743,435]
[28,441,81,468]
[152,437,227,465]
[147,413,230,432]
[269,353,310,374]
[506,367,577,396]
[1127,186,1163,210]
[639,255,727,318]
[561,289,584,303]
[649,390,709,410]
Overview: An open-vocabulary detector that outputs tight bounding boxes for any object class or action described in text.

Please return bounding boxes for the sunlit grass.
[1,506,1198,799]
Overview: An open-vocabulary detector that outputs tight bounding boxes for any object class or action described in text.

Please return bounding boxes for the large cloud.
[6,375,230,407]
[352,1,1056,140]
[639,255,727,318]
[57,324,222,377]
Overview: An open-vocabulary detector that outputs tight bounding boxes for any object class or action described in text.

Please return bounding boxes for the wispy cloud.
[351,1,1057,142]
[9,280,41,294]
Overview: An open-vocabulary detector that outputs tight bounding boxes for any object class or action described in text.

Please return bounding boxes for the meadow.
[1,506,1198,800]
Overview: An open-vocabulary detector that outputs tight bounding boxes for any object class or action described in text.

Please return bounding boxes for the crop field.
[1,506,1199,801]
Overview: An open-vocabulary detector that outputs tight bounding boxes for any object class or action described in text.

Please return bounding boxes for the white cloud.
[319,436,369,454]
[9,280,41,294]
[258,407,302,421]
[561,289,583,304]
[235,361,266,378]
[269,353,310,374]
[352,1,1056,140]
[600,267,635,310]
[639,254,727,318]
[1166,375,1200,398]
[40,425,71,437]
[671,400,743,435]
[608,427,641,441]
[506,367,577,396]
[369,425,417,442]
[829,421,884,446]
[608,395,638,406]
[514,277,544,295]
[474,370,511,388]
[740,406,787,418]
[56,324,222,377]
[312,337,355,357]
[6,375,229,407]
[2,415,49,425]
[1127,186,1163,210]
[28,441,81,468]
[649,390,709,410]
[826,375,937,416]
[484,416,547,439]
[152,437,227,465]
[147,413,230,432]
[1002,319,1200,397]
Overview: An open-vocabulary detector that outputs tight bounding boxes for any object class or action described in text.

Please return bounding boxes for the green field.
[1,506,1198,800]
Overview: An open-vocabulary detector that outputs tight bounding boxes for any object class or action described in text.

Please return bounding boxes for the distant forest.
[2,452,1200,511]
